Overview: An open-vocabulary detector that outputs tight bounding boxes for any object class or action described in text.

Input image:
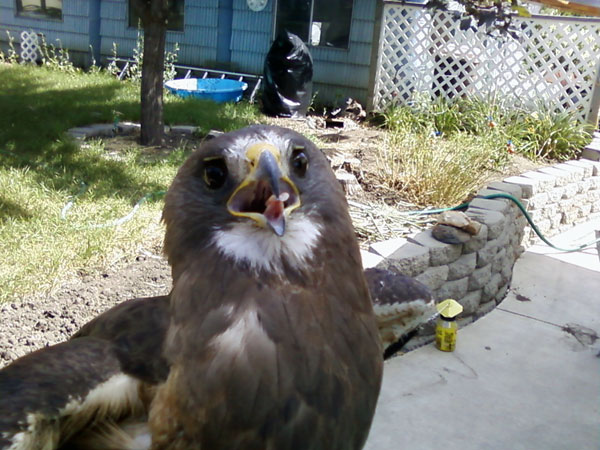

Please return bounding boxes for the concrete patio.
[365,220,600,450]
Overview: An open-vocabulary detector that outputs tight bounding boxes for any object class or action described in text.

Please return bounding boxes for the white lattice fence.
[372,3,600,123]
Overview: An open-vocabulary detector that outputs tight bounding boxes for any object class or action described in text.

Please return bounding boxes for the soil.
[0,116,545,368]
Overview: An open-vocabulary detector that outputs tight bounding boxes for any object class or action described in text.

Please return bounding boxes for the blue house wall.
[227,0,378,104]
[0,0,98,64]
[0,0,380,105]
[98,0,219,66]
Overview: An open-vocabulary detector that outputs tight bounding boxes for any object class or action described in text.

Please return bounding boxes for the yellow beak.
[227,143,300,236]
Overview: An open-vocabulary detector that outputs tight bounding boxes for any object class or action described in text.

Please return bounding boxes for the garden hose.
[85,190,166,229]
[61,189,166,229]
[411,192,600,253]
[60,181,88,219]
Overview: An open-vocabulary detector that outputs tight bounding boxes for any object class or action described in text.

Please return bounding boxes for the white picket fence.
[372,2,600,123]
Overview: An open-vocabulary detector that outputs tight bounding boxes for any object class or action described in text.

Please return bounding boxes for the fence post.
[366,0,385,112]
[587,59,600,129]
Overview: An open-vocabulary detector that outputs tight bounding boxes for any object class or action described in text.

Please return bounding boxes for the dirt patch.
[0,252,170,366]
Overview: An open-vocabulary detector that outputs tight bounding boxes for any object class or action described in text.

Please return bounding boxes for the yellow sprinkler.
[435,299,463,352]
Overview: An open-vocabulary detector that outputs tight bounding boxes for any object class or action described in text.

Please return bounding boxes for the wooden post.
[586,58,600,129]
[366,0,385,112]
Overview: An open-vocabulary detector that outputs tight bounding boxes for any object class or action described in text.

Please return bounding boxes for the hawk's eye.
[202,158,228,189]
[291,148,308,177]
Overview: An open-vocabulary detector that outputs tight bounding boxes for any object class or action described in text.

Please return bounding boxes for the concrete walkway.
[365,221,600,450]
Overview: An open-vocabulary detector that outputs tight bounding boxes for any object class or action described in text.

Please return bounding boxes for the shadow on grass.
[0,65,259,210]
[0,195,32,222]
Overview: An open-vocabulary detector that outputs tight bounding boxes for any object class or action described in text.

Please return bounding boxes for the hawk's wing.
[0,296,170,449]
[364,268,437,357]
[72,295,170,384]
[0,336,143,448]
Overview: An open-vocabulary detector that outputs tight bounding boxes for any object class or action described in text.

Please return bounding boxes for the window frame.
[273,0,354,50]
[15,0,63,21]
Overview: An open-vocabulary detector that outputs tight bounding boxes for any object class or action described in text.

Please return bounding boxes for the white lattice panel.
[373,3,600,122]
[20,30,39,63]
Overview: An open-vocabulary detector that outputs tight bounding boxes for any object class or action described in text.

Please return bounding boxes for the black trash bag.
[262,30,313,118]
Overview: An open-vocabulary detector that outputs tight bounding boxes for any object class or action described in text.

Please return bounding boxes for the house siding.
[98,0,218,66]
[228,0,377,105]
[0,0,96,63]
[229,0,273,73]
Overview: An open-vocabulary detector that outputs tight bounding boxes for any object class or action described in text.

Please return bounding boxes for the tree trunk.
[140,18,166,146]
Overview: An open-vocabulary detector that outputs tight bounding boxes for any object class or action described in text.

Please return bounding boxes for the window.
[275,0,353,49]
[129,0,184,32]
[16,0,62,19]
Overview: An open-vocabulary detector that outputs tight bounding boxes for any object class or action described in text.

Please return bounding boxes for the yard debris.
[335,169,363,196]
[326,150,361,171]
[330,98,367,122]
[306,116,326,129]
[347,199,434,247]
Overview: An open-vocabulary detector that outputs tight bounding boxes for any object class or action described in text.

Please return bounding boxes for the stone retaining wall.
[505,160,600,247]
[363,158,600,348]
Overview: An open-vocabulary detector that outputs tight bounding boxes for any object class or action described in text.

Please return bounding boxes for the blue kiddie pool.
[165,78,248,103]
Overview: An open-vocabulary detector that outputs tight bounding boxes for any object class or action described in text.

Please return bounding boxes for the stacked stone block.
[370,180,525,348]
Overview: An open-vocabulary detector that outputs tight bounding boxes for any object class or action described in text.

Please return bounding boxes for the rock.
[205,129,224,140]
[437,210,482,235]
[432,223,471,244]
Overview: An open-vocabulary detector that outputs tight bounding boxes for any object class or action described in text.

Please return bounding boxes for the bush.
[382,95,462,136]
[380,94,592,162]
[510,106,592,160]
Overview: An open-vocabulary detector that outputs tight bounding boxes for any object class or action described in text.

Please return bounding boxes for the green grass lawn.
[0,64,260,303]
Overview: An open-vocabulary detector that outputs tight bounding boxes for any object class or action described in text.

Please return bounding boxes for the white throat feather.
[212,213,321,274]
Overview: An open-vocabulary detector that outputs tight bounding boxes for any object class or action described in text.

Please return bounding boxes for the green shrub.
[510,106,592,160]
[381,104,429,134]
[381,93,592,162]
[383,95,462,136]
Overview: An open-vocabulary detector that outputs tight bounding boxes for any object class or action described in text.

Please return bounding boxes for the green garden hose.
[62,189,167,229]
[411,192,600,253]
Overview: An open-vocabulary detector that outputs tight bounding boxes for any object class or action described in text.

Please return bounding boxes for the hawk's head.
[163,125,350,278]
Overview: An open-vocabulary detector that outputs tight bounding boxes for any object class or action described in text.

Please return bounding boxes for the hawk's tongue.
[264,195,285,236]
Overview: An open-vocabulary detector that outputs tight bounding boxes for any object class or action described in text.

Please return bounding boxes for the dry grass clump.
[376,131,501,207]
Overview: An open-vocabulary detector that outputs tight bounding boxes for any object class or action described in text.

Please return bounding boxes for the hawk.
[0,125,383,449]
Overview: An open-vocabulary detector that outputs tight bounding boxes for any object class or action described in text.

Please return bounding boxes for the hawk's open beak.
[227,143,300,236]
